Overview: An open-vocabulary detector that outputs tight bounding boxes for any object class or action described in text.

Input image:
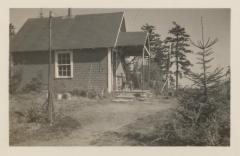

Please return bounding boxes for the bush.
[171,87,230,146]
[25,101,48,123]
[71,89,87,97]
[23,77,42,93]
[87,89,97,99]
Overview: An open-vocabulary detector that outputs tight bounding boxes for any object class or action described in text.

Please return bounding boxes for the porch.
[112,31,151,92]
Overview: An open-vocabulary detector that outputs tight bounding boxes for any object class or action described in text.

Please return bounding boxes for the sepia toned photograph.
[9,8,230,146]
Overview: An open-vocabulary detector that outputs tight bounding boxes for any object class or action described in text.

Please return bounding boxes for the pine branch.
[205,38,218,49]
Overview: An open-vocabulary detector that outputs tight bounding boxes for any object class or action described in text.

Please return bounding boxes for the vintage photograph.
[9,8,230,146]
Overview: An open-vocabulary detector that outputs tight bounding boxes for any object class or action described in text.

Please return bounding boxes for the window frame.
[55,50,73,79]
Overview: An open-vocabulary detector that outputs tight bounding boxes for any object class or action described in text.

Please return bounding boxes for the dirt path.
[20,97,176,146]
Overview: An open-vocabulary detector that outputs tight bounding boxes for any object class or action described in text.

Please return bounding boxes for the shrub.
[87,89,97,99]
[22,77,42,93]
[62,93,68,99]
[25,101,48,123]
[71,89,87,97]
[171,87,230,146]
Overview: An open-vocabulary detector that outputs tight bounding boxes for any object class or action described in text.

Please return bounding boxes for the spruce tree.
[180,17,226,145]
[141,24,167,91]
[141,23,161,56]
[190,17,223,102]
[166,22,192,93]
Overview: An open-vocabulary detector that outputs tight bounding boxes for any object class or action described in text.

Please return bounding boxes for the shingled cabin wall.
[12,48,108,94]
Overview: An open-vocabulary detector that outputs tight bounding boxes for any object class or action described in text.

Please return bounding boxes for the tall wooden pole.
[141,48,144,91]
[48,11,54,125]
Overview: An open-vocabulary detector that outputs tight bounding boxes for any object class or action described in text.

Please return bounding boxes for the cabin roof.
[116,32,148,47]
[11,12,124,52]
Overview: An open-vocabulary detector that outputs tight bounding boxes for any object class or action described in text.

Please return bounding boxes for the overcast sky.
[10,8,230,86]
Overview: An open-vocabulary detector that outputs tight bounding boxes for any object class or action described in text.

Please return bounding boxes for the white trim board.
[107,48,113,93]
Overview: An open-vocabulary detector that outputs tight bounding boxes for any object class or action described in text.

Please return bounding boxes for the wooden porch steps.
[112,90,153,103]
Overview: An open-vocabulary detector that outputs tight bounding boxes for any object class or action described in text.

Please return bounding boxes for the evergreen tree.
[176,18,226,145]
[166,22,193,93]
[9,23,15,38]
[190,17,223,101]
[154,39,169,76]
[9,23,16,81]
[141,24,163,91]
[141,23,161,56]
[154,39,175,93]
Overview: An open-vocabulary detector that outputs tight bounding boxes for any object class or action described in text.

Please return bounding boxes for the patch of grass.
[9,93,82,145]
[10,115,81,145]
[53,116,81,130]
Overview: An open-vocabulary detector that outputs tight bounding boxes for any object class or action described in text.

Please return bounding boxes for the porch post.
[107,48,112,93]
[148,51,150,89]
[115,48,118,91]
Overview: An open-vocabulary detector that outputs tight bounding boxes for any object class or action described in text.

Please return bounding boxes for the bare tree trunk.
[175,35,179,94]
[201,17,208,101]
[202,51,208,101]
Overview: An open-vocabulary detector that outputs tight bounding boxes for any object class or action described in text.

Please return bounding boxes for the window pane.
[66,65,71,76]
[66,65,70,71]
[59,65,64,71]
[66,54,70,64]
[63,70,66,76]
[58,53,71,65]
[63,65,67,70]
[62,55,66,64]
[62,54,65,63]
[67,70,71,76]
[58,54,62,64]
[58,70,62,76]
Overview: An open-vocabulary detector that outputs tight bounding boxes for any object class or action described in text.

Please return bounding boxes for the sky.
[10,8,230,86]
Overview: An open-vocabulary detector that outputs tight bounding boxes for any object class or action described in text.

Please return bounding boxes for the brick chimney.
[68,8,72,17]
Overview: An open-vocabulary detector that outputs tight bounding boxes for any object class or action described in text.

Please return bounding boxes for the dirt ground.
[10,93,177,146]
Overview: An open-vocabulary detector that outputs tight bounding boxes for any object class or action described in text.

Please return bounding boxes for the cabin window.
[55,51,73,78]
